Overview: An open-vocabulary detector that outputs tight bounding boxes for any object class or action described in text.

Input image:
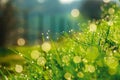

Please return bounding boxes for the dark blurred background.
[0,0,119,46]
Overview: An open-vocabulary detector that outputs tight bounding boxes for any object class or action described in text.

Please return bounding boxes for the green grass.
[0,3,120,80]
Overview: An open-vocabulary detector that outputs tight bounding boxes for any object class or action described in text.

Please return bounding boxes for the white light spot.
[48,30,50,32]
[71,29,73,32]
[71,9,80,17]
[37,0,45,3]
[42,33,44,35]
[103,0,111,3]
[46,36,49,39]
[59,0,73,4]
[1,0,8,5]
[108,21,113,26]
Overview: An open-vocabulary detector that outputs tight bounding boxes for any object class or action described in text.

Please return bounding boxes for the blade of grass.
[0,70,6,80]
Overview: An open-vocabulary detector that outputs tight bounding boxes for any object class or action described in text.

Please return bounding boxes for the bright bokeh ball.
[85,64,95,73]
[89,23,97,32]
[71,9,80,17]
[86,46,99,61]
[108,68,117,75]
[42,42,51,52]
[1,0,8,5]
[108,21,113,26]
[104,56,119,69]
[62,55,70,64]
[103,0,111,3]
[73,56,81,63]
[108,8,115,15]
[15,65,23,73]
[31,50,41,60]
[64,72,72,80]
[37,57,46,66]
[17,38,26,46]
[60,0,73,4]
[77,72,84,78]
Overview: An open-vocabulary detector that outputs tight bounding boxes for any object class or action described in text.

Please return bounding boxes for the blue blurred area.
[1,0,119,46]
[12,0,83,45]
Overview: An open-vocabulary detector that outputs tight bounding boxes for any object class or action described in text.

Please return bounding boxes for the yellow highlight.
[77,72,84,78]
[89,23,97,32]
[15,65,23,73]
[42,42,51,52]
[62,55,70,64]
[108,68,117,75]
[103,0,111,3]
[64,72,72,80]
[85,64,95,73]
[31,50,41,60]
[37,57,46,66]
[73,56,81,63]
[108,8,115,15]
[104,56,119,69]
[17,38,25,46]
